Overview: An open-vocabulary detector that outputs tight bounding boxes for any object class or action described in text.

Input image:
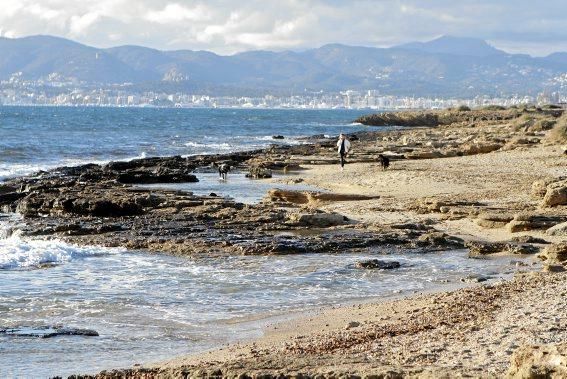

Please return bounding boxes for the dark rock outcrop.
[1,326,99,338]
[355,259,401,269]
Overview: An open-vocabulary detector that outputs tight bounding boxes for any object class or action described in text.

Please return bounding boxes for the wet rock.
[116,169,198,184]
[355,259,401,270]
[389,222,432,231]
[416,232,464,248]
[467,241,540,257]
[246,166,273,179]
[0,326,99,338]
[460,274,490,283]
[0,191,26,206]
[543,264,566,273]
[507,343,567,378]
[288,212,346,227]
[504,244,540,255]
[272,135,285,139]
[466,241,508,256]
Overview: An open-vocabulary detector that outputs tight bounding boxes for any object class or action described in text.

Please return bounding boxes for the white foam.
[0,235,122,270]
[184,141,233,150]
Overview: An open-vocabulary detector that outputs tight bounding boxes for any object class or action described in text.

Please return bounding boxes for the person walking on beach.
[337,133,351,171]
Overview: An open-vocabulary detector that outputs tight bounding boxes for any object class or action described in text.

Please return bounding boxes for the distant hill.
[396,35,506,57]
[0,35,565,97]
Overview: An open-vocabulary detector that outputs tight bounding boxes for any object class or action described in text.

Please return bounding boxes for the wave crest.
[0,236,122,270]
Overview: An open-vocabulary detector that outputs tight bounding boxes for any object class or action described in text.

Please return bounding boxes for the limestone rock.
[246,166,273,179]
[508,214,565,232]
[466,241,539,257]
[287,212,346,227]
[466,241,507,256]
[416,231,464,248]
[406,150,444,160]
[510,235,550,244]
[538,243,567,264]
[267,189,379,205]
[531,179,553,199]
[476,212,514,228]
[547,221,567,236]
[542,180,567,207]
[507,343,567,378]
[345,321,361,329]
[462,142,503,155]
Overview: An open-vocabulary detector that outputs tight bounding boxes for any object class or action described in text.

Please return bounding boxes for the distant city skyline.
[0,0,566,56]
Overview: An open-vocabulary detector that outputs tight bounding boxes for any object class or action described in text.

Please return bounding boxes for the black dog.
[378,154,390,170]
[217,163,231,180]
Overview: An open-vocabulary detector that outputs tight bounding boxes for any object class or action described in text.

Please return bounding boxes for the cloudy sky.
[0,0,566,56]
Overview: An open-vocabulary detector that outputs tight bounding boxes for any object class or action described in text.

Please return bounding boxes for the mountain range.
[1,35,566,97]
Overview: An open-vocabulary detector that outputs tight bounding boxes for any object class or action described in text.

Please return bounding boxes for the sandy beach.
[2,106,565,378]
[68,107,567,378]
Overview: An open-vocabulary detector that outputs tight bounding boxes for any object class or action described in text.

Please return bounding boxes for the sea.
[0,106,531,377]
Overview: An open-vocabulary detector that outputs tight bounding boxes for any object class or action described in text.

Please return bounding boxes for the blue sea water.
[0,106,535,377]
[0,106,370,180]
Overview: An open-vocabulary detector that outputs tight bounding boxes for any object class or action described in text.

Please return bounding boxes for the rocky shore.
[1,105,566,378]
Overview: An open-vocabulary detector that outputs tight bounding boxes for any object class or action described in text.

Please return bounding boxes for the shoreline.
[94,270,567,378]
[1,106,566,377]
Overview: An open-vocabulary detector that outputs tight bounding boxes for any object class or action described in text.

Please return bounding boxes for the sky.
[0,0,566,56]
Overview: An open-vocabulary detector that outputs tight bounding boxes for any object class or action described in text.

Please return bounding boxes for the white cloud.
[0,0,564,56]
[69,12,100,35]
[145,3,211,24]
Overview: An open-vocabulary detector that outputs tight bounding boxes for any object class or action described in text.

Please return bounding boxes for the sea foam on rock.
[0,235,121,270]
